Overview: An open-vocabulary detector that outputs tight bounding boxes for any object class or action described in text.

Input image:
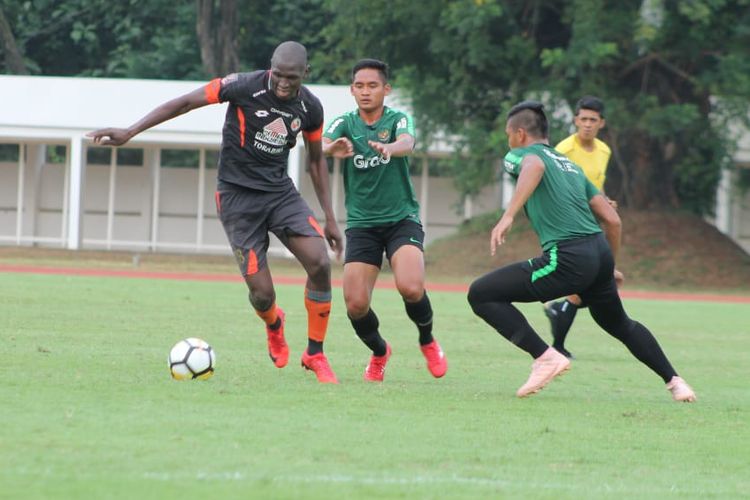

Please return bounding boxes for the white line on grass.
[142,471,509,488]
[4,468,708,495]
[141,471,694,496]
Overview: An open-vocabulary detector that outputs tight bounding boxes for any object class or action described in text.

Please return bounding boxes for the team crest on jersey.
[378,129,390,142]
[290,117,301,132]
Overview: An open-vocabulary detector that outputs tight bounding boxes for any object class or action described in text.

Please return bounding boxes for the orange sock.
[305,289,331,342]
[256,303,279,327]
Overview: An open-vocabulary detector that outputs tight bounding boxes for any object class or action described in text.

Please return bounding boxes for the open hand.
[490,215,513,256]
[326,137,354,158]
[368,140,391,162]
[614,269,625,287]
[86,128,132,147]
[324,221,343,260]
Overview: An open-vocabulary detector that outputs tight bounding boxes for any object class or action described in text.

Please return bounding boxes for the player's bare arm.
[305,137,343,258]
[368,133,415,160]
[590,194,624,285]
[490,155,545,256]
[322,137,354,158]
[589,193,621,259]
[87,87,210,146]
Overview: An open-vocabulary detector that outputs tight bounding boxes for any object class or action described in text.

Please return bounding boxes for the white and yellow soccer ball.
[168,338,216,380]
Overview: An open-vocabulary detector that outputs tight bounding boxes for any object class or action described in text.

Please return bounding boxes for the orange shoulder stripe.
[204,78,221,104]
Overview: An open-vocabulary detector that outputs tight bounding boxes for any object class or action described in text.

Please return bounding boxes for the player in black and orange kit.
[88,41,343,383]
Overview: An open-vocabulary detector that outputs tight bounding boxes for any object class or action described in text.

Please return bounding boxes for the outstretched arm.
[368,133,415,160]
[322,136,354,158]
[87,86,212,146]
[490,155,544,255]
[305,137,343,258]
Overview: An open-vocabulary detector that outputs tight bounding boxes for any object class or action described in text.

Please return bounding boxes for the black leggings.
[467,233,677,382]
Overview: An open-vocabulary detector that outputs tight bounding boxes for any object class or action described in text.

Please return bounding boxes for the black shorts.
[470,232,618,306]
[215,182,323,276]
[345,218,424,267]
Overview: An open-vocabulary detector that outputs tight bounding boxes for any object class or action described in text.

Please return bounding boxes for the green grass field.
[2,271,748,499]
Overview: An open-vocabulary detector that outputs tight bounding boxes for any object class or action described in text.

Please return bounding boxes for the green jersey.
[324,106,420,228]
[503,143,602,250]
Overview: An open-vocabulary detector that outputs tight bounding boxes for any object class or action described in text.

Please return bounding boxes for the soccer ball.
[168,338,216,380]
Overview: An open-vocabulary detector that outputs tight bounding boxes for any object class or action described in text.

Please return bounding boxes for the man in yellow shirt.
[545,96,618,358]
[555,96,611,192]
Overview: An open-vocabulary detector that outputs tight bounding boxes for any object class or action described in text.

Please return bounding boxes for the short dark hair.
[507,100,548,138]
[575,96,605,118]
[352,59,389,83]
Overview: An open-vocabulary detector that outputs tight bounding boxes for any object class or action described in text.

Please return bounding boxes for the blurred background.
[1,0,749,284]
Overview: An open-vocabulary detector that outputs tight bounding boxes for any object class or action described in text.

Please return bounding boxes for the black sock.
[552,299,578,348]
[470,300,548,358]
[350,309,387,356]
[306,339,323,355]
[619,321,677,383]
[268,317,282,331]
[404,292,434,346]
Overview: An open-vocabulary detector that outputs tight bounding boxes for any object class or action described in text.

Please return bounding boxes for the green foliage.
[737,168,750,193]
[1,0,339,79]
[316,0,750,214]
[0,143,19,161]
[234,0,332,77]
[1,0,203,78]
[315,0,572,196]
[2,0,749,214]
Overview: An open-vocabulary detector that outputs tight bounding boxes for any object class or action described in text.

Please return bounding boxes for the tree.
[0,5,27,74]
[1,0,333,80]
[315,0,570,198]
[317,0,750,214]
[541,0,750,214]
[231,0,334,77]
[0,0,203,79]
[196,0,239,76]
[3,0,748,216]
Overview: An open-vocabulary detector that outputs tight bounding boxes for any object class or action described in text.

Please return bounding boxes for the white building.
[712,117,750,253]
[0,75,501,256]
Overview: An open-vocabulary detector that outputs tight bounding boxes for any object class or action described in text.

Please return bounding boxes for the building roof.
[0,75,358,147]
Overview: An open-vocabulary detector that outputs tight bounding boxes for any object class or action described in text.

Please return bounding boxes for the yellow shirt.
[555,134,611,190]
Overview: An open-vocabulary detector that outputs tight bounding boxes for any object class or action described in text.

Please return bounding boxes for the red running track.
[2,264,749,304]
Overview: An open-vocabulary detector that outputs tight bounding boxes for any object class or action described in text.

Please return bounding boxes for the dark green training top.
[324,106,420,228]
[503,143,602,250]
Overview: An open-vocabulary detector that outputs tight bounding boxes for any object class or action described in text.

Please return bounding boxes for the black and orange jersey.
[204,70,324,191]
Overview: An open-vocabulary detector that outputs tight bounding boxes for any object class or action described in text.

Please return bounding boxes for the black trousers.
[467,233,677,381]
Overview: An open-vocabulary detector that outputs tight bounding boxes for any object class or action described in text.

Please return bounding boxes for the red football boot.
[301,350,339,384]
[266,307,289,368]
[364,344,392,382]
[420,340,448,378]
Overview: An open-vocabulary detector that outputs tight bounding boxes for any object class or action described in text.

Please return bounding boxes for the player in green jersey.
[322,59,447,382]
[467,101,695,402]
